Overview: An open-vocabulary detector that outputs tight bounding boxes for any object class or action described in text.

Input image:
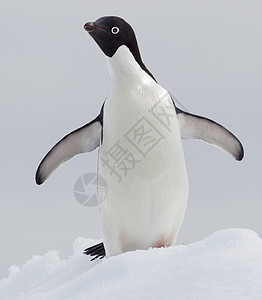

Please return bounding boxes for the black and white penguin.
[36,16,244,260]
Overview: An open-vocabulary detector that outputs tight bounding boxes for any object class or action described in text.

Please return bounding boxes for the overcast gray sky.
[1,0,261,278]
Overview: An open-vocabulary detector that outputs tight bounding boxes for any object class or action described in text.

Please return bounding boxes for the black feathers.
[83,242,106,261]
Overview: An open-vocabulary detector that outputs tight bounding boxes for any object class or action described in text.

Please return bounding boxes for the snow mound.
[1,229,262,300]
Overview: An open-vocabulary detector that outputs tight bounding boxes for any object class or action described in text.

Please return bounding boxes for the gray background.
[1,0,261,278]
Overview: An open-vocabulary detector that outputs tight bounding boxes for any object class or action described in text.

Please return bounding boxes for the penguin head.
[84,16,156,81]
[84,16,138,58]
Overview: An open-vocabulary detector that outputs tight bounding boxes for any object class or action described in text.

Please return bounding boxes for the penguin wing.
[176,108,244,161]
[35,113,103,185]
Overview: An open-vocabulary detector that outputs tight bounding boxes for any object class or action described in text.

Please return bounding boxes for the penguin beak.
[84,22,100,33]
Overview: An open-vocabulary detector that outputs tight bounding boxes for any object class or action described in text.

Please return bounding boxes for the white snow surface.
[1,229,262,300]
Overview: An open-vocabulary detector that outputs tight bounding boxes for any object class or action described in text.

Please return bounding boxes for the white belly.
[98,79,188,257]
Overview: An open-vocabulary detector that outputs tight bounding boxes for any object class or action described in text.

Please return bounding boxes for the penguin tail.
[83,242,106,261]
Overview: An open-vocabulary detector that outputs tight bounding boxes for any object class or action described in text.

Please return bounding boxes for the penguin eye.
[111,27,120,34]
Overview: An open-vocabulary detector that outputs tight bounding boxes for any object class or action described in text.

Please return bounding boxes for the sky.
[1,0,261,278]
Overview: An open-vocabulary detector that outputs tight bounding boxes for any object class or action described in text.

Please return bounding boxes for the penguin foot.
[154,238,173,248]
[83,242,106,261]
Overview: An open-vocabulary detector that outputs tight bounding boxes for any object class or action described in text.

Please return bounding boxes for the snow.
[1,229,262,300]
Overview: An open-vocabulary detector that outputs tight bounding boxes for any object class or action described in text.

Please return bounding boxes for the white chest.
[100,46,184,179]
[97,46,189,256]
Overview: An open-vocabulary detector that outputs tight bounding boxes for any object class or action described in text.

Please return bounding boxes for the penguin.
[35,16,244,260]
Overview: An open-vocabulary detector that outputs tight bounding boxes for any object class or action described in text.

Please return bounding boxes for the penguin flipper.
[35,115,102,185]
[176,108,244,161]
[83,242,106,261]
